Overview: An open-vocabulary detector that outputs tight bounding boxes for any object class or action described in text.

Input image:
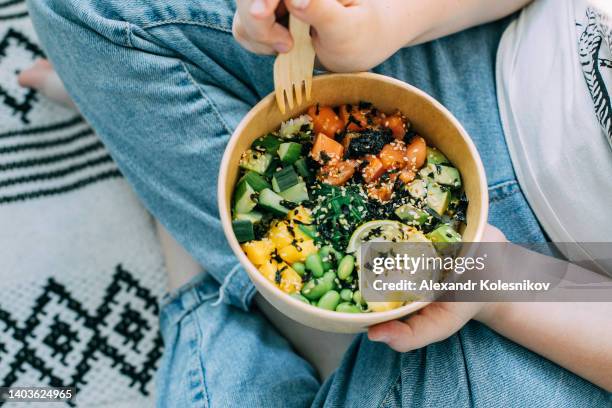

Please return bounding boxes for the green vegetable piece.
[426,147,450,165]
[233,180,257,214]
[239,171,271,192]
[232,219,254,243]
[395,204,429,225]
[407,179,427,200]
[292,262,306,276]
[297,224,317,239]
[340,288,353,302]
[272,166,299,192]
[353,290,366,306]
[337,255,355,280]
[290,293,310,304]
[239,150,273,175]
[233,211,263,224]
[305,253,325,278]
[301,271,336,301]
[336,302,361,313]
[294,158,312,179]
[278,142,302,165]
[279,182,309,204]
[317,291,341,311]
[252,133,282,154]
[257,188,290,216]
[426,182,451,216]
[319,245,343,265]
[427,225,462,243]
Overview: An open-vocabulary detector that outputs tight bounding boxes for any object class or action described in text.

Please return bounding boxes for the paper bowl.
[218,73,488,333]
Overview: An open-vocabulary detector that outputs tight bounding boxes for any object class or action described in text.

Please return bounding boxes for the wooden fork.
[273,14,316,114]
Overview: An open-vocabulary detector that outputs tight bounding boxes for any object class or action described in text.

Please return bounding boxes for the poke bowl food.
[231,102,467,314]
[219,73,488,333]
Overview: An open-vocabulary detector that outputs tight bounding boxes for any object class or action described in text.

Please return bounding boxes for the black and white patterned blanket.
[0,1,166,406]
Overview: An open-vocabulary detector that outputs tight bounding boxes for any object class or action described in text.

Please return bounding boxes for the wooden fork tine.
[273,14,315,113]
[273,56,288,114]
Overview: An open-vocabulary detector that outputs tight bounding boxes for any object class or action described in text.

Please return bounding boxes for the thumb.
[285,0,346,26]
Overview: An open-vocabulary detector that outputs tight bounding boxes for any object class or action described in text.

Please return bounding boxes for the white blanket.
[0,2,167,406]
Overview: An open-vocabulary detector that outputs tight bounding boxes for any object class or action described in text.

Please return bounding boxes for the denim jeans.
[27,0,611,406]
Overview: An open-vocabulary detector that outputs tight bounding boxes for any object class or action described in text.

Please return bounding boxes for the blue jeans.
[27,0,611,406]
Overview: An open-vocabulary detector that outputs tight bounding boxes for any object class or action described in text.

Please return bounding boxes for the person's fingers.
[368,313,451,352]
[248,0,281,18]
[285,0,347,27]
[368,303,475,352]
[234,0,292,54]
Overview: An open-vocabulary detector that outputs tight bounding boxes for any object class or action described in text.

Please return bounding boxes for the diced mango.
[268,221,293,249]
[368,301,404,312]
[278,263,303,294]
[259,260,278,284]
[242,239,275,266]
[278,239,318,264]
[287,206,313,224]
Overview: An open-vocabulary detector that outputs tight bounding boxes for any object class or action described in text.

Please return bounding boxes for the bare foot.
[18,59,76,109]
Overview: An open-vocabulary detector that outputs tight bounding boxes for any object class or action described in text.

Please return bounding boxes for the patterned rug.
[0,1,166,406]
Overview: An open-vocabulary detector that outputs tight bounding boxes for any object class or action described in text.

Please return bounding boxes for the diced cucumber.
[427,224,462,243]
[239,150,273,175]
[280,182,309,203]
[232,219,255,242]
[234,211,263,224]
[239,171,271,192]
[272,167,299,192]
[395,204,429,225]
[258,188,291,216]
[252,133,282,154]
[264,157,282,178]
[294,158,312,179]
[234,180,257,214]
[433,164,461,188]
[426,147,450,165]
[278,142,302,165]
[407,179,427,200]
[426,182,451,216]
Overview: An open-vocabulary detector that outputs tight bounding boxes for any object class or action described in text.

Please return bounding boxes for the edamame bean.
[305,253,324,278]
[292,262,306,276]
[336,302,361,313]
[290,293,310,304]
[317,291,341,311]
[301,271,336,301]
[340,288,353,302]
[320,245,343,264]
[322,261,333,271]
[353,290,366,306]
[337,255,355,280]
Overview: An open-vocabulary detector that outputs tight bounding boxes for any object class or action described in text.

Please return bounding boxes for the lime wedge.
[346,220,409,254]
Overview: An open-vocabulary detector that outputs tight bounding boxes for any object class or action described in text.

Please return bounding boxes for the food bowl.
[218,72,488,333]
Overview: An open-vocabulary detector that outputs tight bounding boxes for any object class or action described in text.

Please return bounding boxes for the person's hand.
[233,0,293,54]
[368,224,508,352]
[233,0,408,72]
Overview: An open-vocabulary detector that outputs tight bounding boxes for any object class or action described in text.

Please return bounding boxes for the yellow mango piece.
[278,239,318,264]
[268,221,293,249]
[278,263,303,294]
[287,206,313,224]
[278,245,301,264]
[242,239,275,267]
[368,301,404,313]
[258,260,278,284]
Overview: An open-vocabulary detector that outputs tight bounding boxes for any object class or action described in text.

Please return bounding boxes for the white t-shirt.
[497,0,612,274]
